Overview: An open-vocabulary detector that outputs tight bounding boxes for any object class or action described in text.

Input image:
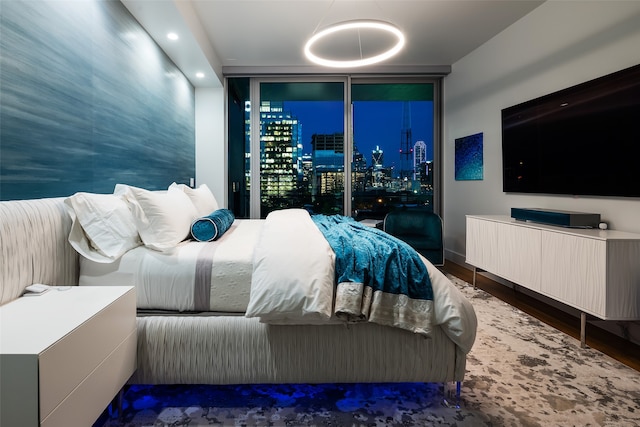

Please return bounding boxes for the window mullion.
[249,79,261,219]
[344,76,353,217]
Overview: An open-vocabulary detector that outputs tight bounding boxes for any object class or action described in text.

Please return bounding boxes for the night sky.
[285,101,434,173]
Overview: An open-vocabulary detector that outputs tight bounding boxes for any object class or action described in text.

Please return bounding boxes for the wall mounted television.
[502,63,640,198]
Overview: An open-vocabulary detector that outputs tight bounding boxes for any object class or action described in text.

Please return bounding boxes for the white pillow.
[169,182,219,216]
[115,184,198,251]
[64,193,141,263]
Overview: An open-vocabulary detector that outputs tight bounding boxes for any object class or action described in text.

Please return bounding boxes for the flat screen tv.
[502,64,640,198]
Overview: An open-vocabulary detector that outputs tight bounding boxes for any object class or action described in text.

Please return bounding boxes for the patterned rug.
[95,275,640,426]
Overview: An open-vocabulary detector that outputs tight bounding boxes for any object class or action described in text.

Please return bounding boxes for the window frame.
[229,75,443,219]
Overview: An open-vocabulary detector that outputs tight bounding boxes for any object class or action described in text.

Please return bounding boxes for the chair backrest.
[383,209,444,265]
[383,209,443,238]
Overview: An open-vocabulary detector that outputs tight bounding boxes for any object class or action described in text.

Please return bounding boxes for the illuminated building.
[259,101,301,208]
[311,133,344,196]
[414,140,427,180]
[352,145,367,192]
[371,145,384,188]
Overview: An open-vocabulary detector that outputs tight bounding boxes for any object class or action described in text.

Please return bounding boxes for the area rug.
[94,275,640,426]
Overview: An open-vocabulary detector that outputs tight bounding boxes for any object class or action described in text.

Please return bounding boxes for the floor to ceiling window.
[257,81,345,218]
[227,76,440,220]
[351,81,436,219]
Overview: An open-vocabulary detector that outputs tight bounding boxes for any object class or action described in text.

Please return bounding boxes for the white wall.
[195,87,226,207]
[444,1,640,345]
[444,0,640,262]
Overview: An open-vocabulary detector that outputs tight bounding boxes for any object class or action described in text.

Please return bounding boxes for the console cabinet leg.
[471,267,486,290]
[580,312,587,348]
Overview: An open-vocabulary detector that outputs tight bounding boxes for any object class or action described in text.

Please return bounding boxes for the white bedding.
[79,209,477,355]
[79,219,263,312]
[246,209,477,354]
[245,209,337,324]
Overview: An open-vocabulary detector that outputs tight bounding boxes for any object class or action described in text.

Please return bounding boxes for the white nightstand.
[0,286,136,427]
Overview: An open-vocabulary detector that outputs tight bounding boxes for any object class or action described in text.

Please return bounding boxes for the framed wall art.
[455,132,484,181]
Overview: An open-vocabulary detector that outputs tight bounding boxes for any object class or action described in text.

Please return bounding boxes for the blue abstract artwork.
[455,133,484,181]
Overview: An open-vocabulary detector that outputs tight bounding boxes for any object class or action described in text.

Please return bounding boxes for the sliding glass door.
[351,81,436,219]
[227,76,440,220]
[257,81,345,218]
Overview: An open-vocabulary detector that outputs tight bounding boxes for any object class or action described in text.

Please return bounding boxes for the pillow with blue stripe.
[191,209,235,242]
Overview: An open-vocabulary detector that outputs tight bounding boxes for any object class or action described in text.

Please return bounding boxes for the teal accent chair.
[383,209,444,266]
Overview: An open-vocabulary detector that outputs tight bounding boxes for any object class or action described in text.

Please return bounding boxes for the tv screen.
[502,64,640,198]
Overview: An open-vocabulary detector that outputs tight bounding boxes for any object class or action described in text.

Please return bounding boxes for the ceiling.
[120,0,545,88]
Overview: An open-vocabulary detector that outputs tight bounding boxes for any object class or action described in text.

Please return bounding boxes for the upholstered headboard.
[0,198,79,305]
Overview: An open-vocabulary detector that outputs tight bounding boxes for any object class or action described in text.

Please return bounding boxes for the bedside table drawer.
[0,286,136,427]
[39,288,136,422]
[41,330,136,427]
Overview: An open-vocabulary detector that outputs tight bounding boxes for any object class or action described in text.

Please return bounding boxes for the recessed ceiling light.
[196,72,205,78]
[167,32,179,41]
[304,20,405,68]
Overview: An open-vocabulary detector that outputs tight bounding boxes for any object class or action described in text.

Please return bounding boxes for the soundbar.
[511,208,601,228]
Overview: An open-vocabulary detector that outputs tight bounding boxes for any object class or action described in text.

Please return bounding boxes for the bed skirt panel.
[132,316,464,385]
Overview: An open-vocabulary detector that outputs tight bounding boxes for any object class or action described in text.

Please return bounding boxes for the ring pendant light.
[304,20,405,68]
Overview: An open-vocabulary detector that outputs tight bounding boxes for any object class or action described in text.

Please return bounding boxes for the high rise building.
[352,145,367,192]
[300,153,313,191]
[311,133,344,153]
[419,160,434,189]
[413,140,427,180]
[371,145,384,168]
[399,101,413,180]
[259,101,301,207]
[372,145,385,188]
[311,133,344,196]
[352,145,366,170]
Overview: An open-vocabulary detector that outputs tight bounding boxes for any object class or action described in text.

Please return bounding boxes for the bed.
[0,184,477,389]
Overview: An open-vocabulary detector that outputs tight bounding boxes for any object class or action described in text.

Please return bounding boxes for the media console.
[466,215,640,347]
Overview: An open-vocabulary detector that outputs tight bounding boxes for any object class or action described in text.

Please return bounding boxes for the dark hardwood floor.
[441,260,640,373]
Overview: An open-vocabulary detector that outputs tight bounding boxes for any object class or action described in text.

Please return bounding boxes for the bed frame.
[0,197,468,389]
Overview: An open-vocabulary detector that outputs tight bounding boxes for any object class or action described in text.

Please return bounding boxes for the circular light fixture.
[167,32,179,41]
[304,20,405,68]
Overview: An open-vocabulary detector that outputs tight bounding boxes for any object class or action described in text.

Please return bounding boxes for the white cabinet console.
[466,215,640,346]
[0,286,136,427]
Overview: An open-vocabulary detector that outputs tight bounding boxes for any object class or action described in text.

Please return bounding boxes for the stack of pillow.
[64,182,234,263]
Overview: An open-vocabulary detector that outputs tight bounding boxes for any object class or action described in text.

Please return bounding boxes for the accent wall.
[0,0,195,200]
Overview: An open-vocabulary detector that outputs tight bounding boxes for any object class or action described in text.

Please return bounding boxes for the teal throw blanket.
[311,214,433,302]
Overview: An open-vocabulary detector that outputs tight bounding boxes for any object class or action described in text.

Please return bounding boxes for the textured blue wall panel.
[0,0,195,200]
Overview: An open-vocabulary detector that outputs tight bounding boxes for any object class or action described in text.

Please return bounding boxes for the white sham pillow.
[169,182,219,216]
[64,192,141,263]
[115,184,198,251]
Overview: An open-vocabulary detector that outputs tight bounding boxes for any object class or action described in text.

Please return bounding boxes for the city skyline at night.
[284,100,434,176]
[257,99,435,216]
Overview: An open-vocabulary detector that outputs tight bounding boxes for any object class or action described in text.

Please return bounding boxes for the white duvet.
[245,209,337,324]
[79,219,263,312]
[79,209,477,354]
[245,209,477,354]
